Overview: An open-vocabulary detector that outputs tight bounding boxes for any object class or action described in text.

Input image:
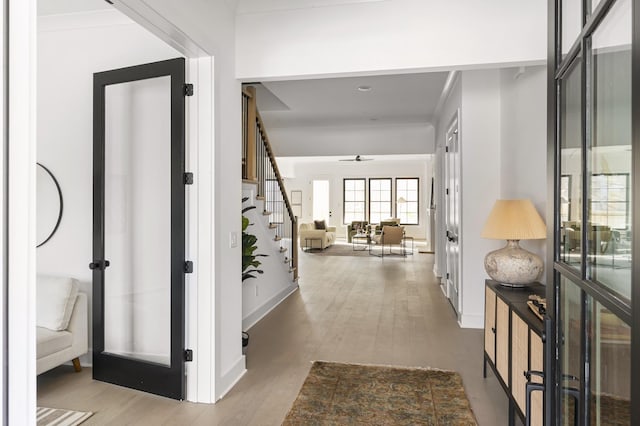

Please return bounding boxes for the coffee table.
[352,233,370,251]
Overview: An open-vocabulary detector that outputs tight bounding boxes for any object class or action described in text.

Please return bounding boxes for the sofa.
[36,275,88,375]
[299,222,336,250]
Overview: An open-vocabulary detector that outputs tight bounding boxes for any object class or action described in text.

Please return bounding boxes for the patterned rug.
[283,361,477,425]
[37,407,93,426]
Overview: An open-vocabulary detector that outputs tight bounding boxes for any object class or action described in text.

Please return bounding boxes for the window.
[368,178,392,224]
[396,178,419,225]
[590,173,629,230]
[343,179,365,224]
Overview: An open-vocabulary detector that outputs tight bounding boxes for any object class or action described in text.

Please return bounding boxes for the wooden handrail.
[242,86,298,281]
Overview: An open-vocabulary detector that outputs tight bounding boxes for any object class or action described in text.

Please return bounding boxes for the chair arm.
[326,226,337,233]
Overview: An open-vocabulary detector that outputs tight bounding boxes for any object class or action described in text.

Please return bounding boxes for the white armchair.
[36,276,89,375]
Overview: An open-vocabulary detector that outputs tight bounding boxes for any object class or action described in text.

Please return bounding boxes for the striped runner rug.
[37,407,93,426]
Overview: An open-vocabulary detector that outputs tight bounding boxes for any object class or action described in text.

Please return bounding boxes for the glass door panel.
[562,0,582,58]
[559,278,582,425]
[104,76,172,366]
[560,60,583,267]
[589,298,631,424]
[587,0,632,301]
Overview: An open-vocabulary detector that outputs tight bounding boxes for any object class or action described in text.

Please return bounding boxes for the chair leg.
[72,357,82,372]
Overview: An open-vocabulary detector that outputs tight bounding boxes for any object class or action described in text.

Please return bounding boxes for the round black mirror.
[36,163,63,248]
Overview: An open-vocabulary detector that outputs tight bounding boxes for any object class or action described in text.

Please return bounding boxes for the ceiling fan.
[339,155,373,162]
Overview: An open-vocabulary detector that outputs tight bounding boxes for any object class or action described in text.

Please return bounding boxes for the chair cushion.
[36,327,73,359]
[37,275,79,331]
[314,220,326,230]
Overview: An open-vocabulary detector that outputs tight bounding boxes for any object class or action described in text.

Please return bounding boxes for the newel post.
[245,86,257,181]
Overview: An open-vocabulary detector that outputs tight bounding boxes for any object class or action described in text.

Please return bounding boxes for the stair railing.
[242,86,298,281]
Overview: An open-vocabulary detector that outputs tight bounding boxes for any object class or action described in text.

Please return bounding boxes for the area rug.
[283,361,477,425]
[37,407,93,426]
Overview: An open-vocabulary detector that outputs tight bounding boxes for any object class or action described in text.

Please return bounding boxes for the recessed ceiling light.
[357,85,372,92]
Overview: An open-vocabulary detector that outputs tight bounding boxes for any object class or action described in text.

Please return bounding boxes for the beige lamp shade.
[481,199,546,240]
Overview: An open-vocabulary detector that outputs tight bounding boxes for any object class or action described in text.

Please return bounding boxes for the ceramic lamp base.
[484,240,543,287]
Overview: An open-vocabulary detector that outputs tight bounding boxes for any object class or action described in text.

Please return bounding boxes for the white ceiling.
[238,0,388,15]
[256,72,448,129]
[38,0,111,16]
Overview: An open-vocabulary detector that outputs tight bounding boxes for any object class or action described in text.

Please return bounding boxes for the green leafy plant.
[242,197,267,281]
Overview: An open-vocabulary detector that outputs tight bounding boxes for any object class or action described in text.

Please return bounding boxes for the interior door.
[91,58,187,400]
[444,112,460,316]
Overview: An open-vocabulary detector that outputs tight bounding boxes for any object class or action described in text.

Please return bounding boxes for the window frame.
[342,178,366,225]
[368,177,392,224]
[395,177,419,225]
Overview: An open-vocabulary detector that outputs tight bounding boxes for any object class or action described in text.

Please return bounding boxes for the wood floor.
[38,244,511,425]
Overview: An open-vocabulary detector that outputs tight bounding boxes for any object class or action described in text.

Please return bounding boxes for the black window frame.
[368,177,392,224]
[343,178,366,225]
[395,177,419,225]
[549,0,639,424]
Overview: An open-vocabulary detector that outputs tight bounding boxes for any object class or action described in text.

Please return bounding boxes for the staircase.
[242,86,298,283]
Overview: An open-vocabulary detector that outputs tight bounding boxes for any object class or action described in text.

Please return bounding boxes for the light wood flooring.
[38,244,511,425]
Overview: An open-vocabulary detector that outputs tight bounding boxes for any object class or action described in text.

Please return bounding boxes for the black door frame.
[92,57,186,400]
[547,0,638,423]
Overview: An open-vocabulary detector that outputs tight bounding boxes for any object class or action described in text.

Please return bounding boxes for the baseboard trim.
[243,283,299,331]
[458,313,484,329]
[216,356,247,401]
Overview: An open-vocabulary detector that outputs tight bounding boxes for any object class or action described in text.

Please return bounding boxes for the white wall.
[500,66,547,281]
[458,70,502,328]
[236,0,546,80]
[279,158,432,239]
[37,11,182,365]
[269,124,435,156]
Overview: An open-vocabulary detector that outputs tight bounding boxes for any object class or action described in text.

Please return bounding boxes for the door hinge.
[184,349,193,362]
[446,273,450,279]
[184,84,194,97]
[184,261,193,274]
[184,172,194,185]
[446,188,449,195]
[445,146,449,152]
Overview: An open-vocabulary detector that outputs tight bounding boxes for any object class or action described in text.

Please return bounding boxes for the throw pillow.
[36,275,79,331]
[314,220,326,230]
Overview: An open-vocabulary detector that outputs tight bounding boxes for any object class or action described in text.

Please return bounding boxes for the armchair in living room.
[373,218,401,236]
[346,221,369,242]
[370,225,405,257]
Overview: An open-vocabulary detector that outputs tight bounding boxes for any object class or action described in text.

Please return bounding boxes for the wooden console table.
[484,280,546,426]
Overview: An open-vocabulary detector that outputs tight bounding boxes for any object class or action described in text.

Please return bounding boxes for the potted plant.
[242,197,266,281]
[241,197,267,349]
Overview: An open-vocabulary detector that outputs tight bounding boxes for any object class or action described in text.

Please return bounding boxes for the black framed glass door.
[548,0,635,424]
[91,58,187,400]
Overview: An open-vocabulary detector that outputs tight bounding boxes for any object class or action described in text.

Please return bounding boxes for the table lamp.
[481,199,546,287]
